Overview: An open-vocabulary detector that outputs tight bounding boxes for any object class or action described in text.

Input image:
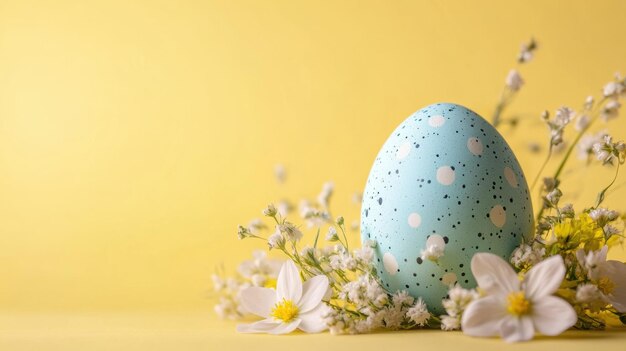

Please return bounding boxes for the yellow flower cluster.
[550,214,621,253]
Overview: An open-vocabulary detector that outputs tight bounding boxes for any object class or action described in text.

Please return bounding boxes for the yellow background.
[1,0,626,349]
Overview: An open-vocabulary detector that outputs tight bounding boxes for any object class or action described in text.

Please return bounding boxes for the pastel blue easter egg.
[360,103,533,314]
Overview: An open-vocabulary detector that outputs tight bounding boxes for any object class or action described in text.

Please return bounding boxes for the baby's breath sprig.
[532,77,626,221]
[492,38,537,127]
[229,179,435,333]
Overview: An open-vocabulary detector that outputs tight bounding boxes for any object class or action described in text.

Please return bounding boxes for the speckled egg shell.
[360,103,533,314]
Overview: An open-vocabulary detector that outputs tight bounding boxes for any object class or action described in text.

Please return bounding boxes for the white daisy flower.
[461,253,576,342]
[576,246,626,312]
[237,260,330,334]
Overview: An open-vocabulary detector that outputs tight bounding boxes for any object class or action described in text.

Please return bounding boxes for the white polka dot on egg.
[467,137,483,156]
[408,212,422,228]
[396,141,411,160]
[489,205,506,228]
[428,115,445,127]
[504,166,518,188]
[383,252,399,275]
[436,166,455,185]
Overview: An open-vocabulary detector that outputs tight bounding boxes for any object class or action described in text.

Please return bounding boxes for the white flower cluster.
[212,275,248,320]
[575,246,626,314]
[542,106,575,146]
[510,243,546,270]
[211,250,282,320]
[591,135,626,165]
[323,286,431,334]
[267,221,304,249]
[439,285,479,331]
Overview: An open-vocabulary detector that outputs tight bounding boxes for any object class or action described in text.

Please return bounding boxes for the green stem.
[531,144,553,191]
[339,224,349,251]
[594,161,620,209]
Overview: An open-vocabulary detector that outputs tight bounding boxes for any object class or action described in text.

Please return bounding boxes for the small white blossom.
[247,218,266,234]
[511,244,546,269]
[505,69,524,91]
[214,297,241,320]
[603,224,620,237]
[577,130,608,160]
[592,135,625,165]
[267,229,285,249]
[441,315,461,331]
[601,99,621,121]
[211,274,225,291]
[354,245,374,263]
[576,283,603,304]
[392,290,415,307]
[262,204,278,217]
[238,250,281,285]
[406,298,431,326]
[517,38,537,63]
[326,226,339,241]
[420,235,446,261]
[442,284,478,318]
[299,199,331,228]
[560,203,575,218]
[575,114,590,131]
[589,208,619,226]
[603,73,624,98]
[584,95,595,110]
[555,106,575,126]
[274,164,286,184]
[545,107,575,146]
[276,200,293,217]
[382,305,405,329]
[545,188,562,205]
[277,222,303,242]
[317,182,334,208]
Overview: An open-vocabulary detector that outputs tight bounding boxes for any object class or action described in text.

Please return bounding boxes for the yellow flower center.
[507,292,531,316]
[271,298,299,322]
[597,277,615,295]
[264,277,277,289]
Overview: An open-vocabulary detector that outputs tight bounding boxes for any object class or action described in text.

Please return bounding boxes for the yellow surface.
[1,0,626,349]
[0,313,625,351]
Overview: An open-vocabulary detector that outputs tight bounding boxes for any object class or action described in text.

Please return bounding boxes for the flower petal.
[531,296,577,336]
[276,260,303,302]
[236,319,280,333]
[268,319,301,335]
[602,260,626,312]
[298,303,330,333]
[499,316,534,342]
[239,287,276,318]
[461,295,506,337]
[471,253,519,296]
[298,275,329,313]
[524,255,565,299]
